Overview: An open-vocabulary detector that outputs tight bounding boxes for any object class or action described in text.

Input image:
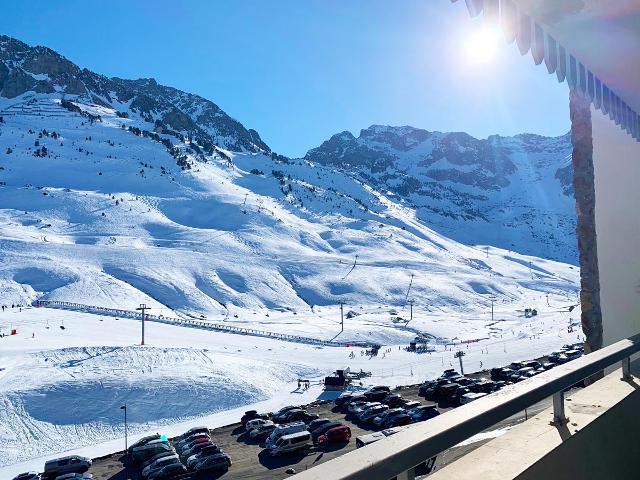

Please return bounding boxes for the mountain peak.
[0,35,269,154]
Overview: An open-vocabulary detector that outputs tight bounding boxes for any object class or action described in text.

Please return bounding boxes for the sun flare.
[465,25,503,65]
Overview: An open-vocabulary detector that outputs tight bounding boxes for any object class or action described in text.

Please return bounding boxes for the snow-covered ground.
[0,301,583,475]
[0,96,582,475]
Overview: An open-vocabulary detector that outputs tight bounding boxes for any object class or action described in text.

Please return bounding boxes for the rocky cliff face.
[306,125,577,263]
[0,35,269,153]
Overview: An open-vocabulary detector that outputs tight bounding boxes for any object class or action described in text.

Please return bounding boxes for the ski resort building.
[293,1,640,478]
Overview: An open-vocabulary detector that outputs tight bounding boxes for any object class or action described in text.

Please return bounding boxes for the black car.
[12,473,39,480]
[191,453,232,473]
[335,393,353,407]
[435,382,460,400]
[382,394,405,408]
[470,380,495,394]
[422,379,449,400]
[409,405,440,422]
[147,463,187,480]
[450,386,471,405]
[310,421,342,442]
[272,405,300,422]
[364,390,389,402]
[241,410,268,427]
[308,418,332,431]
[282,409,318,423]
[418,381,435,397]
[385,413,413,428]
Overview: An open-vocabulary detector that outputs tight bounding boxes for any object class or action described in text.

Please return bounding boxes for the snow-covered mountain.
[0,35,578,320]
[0,36,584,472]
[305,125,576,263]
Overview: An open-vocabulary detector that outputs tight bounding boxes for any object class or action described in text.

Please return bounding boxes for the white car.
[245,418,270,432]
[249,421,276,439]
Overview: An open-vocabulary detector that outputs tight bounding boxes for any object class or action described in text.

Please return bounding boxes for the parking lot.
[67,345,584,480]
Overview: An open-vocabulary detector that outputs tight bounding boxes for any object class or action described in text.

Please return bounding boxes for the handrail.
[292,333,640,480]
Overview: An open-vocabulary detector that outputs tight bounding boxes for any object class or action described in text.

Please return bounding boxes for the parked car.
[191,453,232,473]
[491,367,515,381]
[186,447,225,469]
[517,367,538,378]
[353,402,381,416]
[180,441,214,460]
[408,405,440,422]
[243,411,269,427]
[175,433,209,450]
[317,425,351,445]
[307,418,332,431]
[401,400,421,411]
[141,456,180,479]
[441,369,458,378]
[310,421,343,442]
[282,409,319,423]
[385,413,413,428]
[523,360,543,370]
[355,426,407,448]
[179,426,208,439]
[435,382,460,401]
[128,434,161,454]
[470,380,495,394]
[418,381,435,397]
[382,394,405,408]
[264,421,307,449]
[348,400,369,413]
[373,408,404,427]
[422,379,449,399]
[43,456,92,478]
[272,405,300,422]
[460,392,487,405]
[269,431,312,456]
[548,352,569,364]
[147,463,187,480]
[178,437,210,454]
[540,361,554,370]
[140,451,178,471]
[249,421,277,439]
[343,395,368,411]
[455,377,475,387]
[12,473,39,480]
[241,410,260,426]
[450,386,471,405]
[508,361,527,371]
[245,417,271,432]
[564,349,582,361]
[335,393,353,407]
[359,404,389,422]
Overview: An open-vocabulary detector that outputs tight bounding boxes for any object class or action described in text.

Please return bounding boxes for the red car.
[317,425,351,445]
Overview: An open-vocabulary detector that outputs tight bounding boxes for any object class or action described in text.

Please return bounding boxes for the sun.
[465,25,503,65]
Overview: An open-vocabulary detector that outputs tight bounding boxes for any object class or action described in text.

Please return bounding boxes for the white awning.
[452,0,640,141]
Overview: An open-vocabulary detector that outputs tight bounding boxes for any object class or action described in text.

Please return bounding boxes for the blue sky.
[2,0,569,157]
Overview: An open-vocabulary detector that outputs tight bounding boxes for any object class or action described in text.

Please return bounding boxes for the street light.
[120,404,128,452]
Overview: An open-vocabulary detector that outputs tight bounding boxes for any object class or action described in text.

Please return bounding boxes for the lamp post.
[120,404,128,452]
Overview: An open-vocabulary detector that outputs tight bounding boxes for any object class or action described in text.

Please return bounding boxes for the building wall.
[591,106,640,345]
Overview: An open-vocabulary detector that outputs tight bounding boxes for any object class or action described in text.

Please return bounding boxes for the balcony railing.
[292,333,640,480]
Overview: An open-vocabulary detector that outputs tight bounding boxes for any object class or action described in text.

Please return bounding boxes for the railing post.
[397,467,416,480]
[551,390,568,425]
[621,356,632,380]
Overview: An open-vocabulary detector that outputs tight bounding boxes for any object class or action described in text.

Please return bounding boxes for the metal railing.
[292,333,640,480]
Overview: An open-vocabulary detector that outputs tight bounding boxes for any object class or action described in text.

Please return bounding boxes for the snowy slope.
[0,96,578,322]
[0,304,583,473]
[306,126,576,263]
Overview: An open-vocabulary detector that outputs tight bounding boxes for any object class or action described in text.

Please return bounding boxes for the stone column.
[570,89,603,353]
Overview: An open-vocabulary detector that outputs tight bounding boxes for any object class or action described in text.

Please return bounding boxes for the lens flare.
[465,25,503,65]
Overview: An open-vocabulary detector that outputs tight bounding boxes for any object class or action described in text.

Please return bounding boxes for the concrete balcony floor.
[427,363,640,479]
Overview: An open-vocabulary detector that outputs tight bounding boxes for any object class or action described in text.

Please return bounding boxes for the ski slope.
[0,302,583,475]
